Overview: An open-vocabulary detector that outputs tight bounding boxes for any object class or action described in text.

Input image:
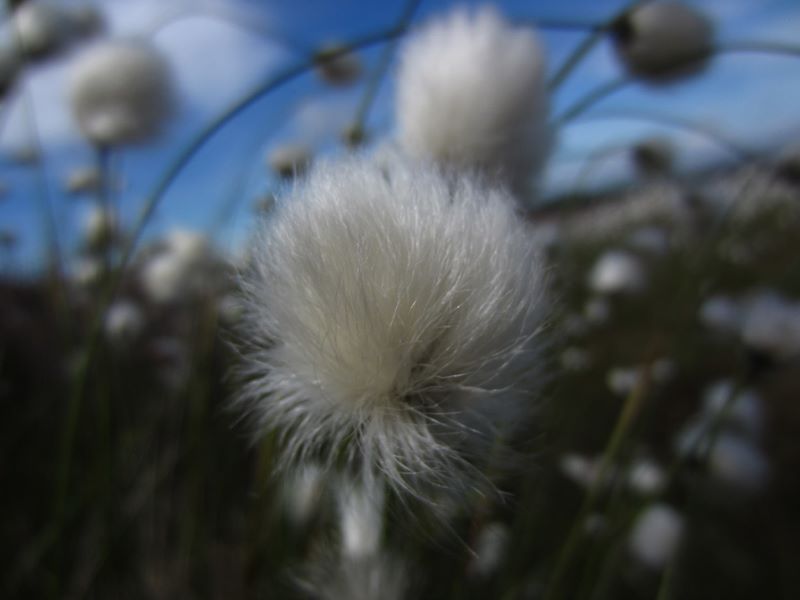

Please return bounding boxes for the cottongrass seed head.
[396,7,551,198]
[611,1,713,83]
[70,39,174,146]
[234,154,549,504]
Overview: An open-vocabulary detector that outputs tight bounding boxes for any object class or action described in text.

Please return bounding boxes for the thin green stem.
[716,40,800,58]
[206,100,297,241]
[571,144,628,195]
[555,77,631,125]
[662,379,747,489]
[349,0,424,139]
[655,549,676,600]
[547,1,643,91]
[123,27,403,266]
[523,17,604,32]
[94,145,115,273]
[571,109,755,162]
[542,363,652,600]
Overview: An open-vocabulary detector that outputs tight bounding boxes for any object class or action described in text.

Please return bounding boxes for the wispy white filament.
[236,155,548,500]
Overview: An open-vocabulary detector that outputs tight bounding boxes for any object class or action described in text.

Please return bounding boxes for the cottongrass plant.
[611,1,713,83]
[395,7,551,198]
[70,39,174,146]
[235,154,549,503]
[4,2,800,598]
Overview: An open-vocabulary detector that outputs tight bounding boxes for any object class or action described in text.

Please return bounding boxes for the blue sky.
[1,0,800,273]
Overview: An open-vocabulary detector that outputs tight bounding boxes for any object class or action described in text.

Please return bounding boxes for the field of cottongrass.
[1,1,800,598]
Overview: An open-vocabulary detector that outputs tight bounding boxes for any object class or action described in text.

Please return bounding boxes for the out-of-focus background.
[1,1,800,599]
[1,0,799,271]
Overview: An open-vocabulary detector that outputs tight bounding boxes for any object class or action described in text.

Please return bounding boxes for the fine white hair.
[395,7,551,198]
[235,155,549,501]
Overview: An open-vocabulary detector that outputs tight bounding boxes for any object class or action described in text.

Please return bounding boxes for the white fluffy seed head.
[70,40,174,146]
[589,250,647,295]
[140,229,217,304]
[104,300,144,347]
[740,292,800,360]
[65,165,102,195]
[83,205,116,253]
[14,2,70,60]
[631,137,674,178]
[612,2,713,83]
[71,256,104,288]
[235,155,549,502]
[627,457,666,496]
[396,7,551,197]
[283,463,326,527]
[699,294,742,333]
[702,380,764,438]
[708,433,770,493]
[337,479,385,559]
[469,522,510,577]
[267,143,312,179]
[628,503,685,569]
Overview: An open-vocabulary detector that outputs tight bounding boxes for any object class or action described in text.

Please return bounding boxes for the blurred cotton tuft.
[69,39,174,146]
[396,7,551,198]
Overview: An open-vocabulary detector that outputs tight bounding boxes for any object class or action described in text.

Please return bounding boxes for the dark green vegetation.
[1,181,799,599]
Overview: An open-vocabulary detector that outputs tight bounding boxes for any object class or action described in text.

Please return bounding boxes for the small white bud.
[314,43,362,86]
[699,295,742,334]
[104,300,144,346]
[708,434,769,493]
[14,2,70,60]
[589,250,646,295]
[629,504,685,569]
[627,457,666,496]
[267,143,312,179]
[65,165,102,195]
[70,40,174,146]
[83,206,116,253]
[469,522,509,577]
[631,137,674,178]
[337,480,384,559]
[612,2,713,83]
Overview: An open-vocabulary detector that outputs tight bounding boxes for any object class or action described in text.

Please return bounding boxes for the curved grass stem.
[547,1,643,91]
[555,77,631,125]
[542,362,653,600]
[571,108,756,162]
[348,0,424,140]
[716,40,800,59]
